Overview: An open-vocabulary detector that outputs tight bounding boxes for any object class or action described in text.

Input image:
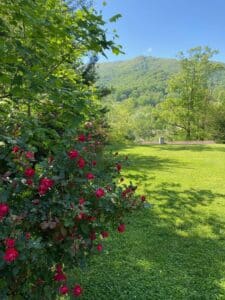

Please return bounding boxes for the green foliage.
[211,101,225,143]
[0,1,145,298]
[159,47,224,140]
[0,132,143,298]
[98,56,179,105]
[0,0,122,146]
[98,50,225,142]
[97,56,179,141]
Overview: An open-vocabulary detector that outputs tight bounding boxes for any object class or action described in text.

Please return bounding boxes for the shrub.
[0,126,145,298]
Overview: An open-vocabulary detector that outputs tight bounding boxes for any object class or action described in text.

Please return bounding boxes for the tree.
[0,1,145,298]
[159,47,223,140]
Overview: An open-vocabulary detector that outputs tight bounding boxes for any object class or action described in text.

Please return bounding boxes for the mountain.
[97,55,225,107]
[97,56,180,106]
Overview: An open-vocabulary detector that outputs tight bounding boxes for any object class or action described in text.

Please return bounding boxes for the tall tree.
[159,46,223,140]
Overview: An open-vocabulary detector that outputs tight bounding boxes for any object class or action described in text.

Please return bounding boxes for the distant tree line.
[98,47,225,143]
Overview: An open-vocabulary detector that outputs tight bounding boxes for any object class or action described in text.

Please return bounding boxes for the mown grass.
[75,144,225,299]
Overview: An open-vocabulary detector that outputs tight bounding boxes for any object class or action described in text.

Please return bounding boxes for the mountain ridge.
[97,55,180,105]
[97,55,225,106]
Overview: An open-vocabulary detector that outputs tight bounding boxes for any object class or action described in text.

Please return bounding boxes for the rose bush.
[0,1,146,298]
[0,125,145,299]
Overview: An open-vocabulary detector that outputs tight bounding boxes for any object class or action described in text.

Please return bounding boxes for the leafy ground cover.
[75,144,225,299]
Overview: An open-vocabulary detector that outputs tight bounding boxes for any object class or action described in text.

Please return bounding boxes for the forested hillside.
[97,54,225,142]
[97,56,180,106]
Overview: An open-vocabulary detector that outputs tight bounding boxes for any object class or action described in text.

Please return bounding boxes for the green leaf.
[109,14,122,23]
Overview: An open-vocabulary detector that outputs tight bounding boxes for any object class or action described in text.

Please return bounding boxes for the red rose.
[141,195,146,202]
[95,188,105,198]
[12,146,20,153]
[38,185,47,195]
[5,238,15,248]
[97,244,103,252]
[92,160,97,166]
[118,223,126,233]
[25,151,34,160]
[78,134,86,142]
[54,272,67,282]
[86,173,95,180]
[79,198,85,205]
[59,285,69,295]
[24,168,35,177]
[38,178,54,195]
[101,231,109,238]
[40,178,54,188]
[76,212,87,221]
[0,203,9,219]
[26,179,33,186]
[68,149,79,159]
[77,157,85,169]
[116,163,122,172]
[3,248,19,263]
[73,284,83,297]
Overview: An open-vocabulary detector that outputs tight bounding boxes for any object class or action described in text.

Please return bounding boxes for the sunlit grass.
[74,144,225,299]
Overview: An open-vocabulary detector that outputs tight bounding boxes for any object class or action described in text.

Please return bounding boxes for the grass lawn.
[76,144,225,299]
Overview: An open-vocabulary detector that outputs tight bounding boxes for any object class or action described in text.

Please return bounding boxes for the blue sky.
[95,0,225,62]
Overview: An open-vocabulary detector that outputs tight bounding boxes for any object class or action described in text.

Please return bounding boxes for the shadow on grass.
[123,153,187,184]
[79,185,225,299]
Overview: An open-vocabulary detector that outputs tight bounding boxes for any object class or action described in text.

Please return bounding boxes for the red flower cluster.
[77,157,85,169]
[95,188,105,198]
[12,146,20,153]
[59,285,69,295]
[5,238,15,248]
[55,265,83,297]
[3,238,19,263]
[73,284,83,297]
[79,198,85,205]
[25,151,35,160]
[54,265,67,282]
[68,149,79,159]
[24,168,35,177]
[3,248,19,263]
[122,187,134,198]
[26,179,33,186]
[86,172,95,180]
[38,178,54,195]
[78,134,86,142]
[97,244,103,252]
[101,231,109,238]
[118,223,126,233]
[0,203,9,220]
